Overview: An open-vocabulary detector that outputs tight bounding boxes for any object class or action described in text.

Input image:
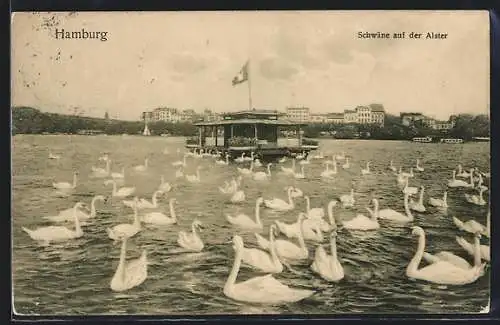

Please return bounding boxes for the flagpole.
[247,60,252,110]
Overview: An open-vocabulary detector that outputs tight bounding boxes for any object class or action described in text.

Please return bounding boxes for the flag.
[232,61,249,86]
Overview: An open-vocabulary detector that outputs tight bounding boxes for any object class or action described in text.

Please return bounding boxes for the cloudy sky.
[11,11,489,121]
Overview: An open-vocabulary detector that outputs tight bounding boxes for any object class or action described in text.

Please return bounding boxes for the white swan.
[428,191,448,208]
[409,186,426,212]
[133,158,148,172]
[280,159,296,175]
[230,190,246,203]
[453,215,489,238]
[294,165,306,179]
[158,176,172,192]
[257,213,309,260]
[415,159,424,172]
[241,224,283,273]
[22,202,85,243]
[141,198,177,225]
[311,230,344,282]
[342,199,379,231]
[223,235,314,304]
[215,154,229,166]
[105,180,135,198]
[465,188,487,206]
[226,197,263,231]
[172,155,187,167]
[107,199,141,240]
[52,172,77,190]
[448,170,473,188]
[237,160,254,176]
[406,226,485,285]
[264,187,294,211]
[339,188,355,208]
[305,196,325,219]
[91,159,111,178]
[376,193,414,223]
[361,161,371,175]
[389,160,397,172]
[456,235,490,262]
[44,195,105,223]
[342,158,350,169]
[177,219,204,252]
[185,166,202,183]
[111,167,125,179]
[110,237,148,292]
[253,163,272,181]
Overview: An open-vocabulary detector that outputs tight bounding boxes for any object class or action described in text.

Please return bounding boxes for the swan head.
[232,235,244,250]
[411,226,424,236]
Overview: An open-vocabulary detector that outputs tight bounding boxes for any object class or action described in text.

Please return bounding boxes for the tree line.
[12,106,489,141]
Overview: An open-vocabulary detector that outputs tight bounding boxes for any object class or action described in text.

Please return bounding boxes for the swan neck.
[225,245,243,292]
[407,232,425,274]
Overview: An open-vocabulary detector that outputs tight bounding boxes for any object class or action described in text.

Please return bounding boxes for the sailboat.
[143,122,151,136]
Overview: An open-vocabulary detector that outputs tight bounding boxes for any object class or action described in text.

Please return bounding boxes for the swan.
[107,199,141,240]
[158,176,172,192]
[241,225,283,273]
[237,160,254,176]
[172,155,187,167]
[253,163,272,181]
[223,235,314,304]
[361,161,371,175]
[234,153,246,163]
[133,190,164,210]
[456,164,470,178]
[133,158,148,172]
[264,187,294,211]
[453,215,489,237]
[342,158,350,169]
[406,226,485,285]
[185,166,202,183]
[415,159,424,172]
[448,170,474,188]
[52,172,77,190]
[311,230,344,282]
[280,159,296,175]
[402,178,419,195]
[226,197,263,231]
[230,190,246,203]
[376,193,414,223]
[111,167,125,179]
[464,188,487,206]
[339,188,355,208]
[215,154,229,165]
[389,160,397,172]
[342,199,380,231]
[294,166,306,179]
[110,237,148,292]
[456,235,490,262]
[48,151,60,160]
[409,186,426,212]
[91,159,111,178]
[141,198,178,225]
[177,219,204,252]
[428,191,448,208]
[44,195,106,222]
[22,202,85,243]
[105,180,135,198]
[253,159,263,167]
[257,213,310,259]
[175,168,184,178]
[305,196,325,219]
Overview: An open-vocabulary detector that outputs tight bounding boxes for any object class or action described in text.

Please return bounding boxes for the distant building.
[286,107,310,122]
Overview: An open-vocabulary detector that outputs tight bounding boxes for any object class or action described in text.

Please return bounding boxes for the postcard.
[11,11,490,316]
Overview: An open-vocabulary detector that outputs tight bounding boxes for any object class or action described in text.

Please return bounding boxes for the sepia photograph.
[11,10,490,315]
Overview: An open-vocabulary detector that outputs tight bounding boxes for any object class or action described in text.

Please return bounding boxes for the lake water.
[11,135,490,315]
